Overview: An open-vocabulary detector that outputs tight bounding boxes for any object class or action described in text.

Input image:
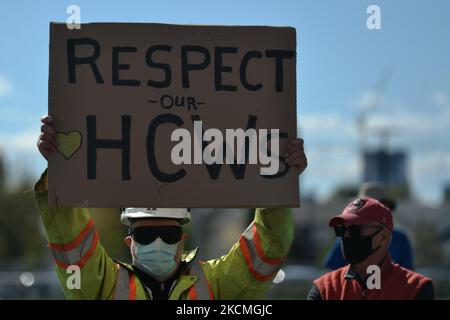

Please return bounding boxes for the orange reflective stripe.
[49,218,99,269]
[252,224,284,265]
[239,236,273,281]
[53,230,99,269]
[239,222,285,281]
[129,273,136,300]
[188,287,198,300]
[49,218,95,251]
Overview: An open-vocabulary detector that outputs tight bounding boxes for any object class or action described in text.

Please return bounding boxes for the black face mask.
[340,228,383,264]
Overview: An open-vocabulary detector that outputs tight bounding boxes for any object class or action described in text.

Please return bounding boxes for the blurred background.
[0,0,449,299]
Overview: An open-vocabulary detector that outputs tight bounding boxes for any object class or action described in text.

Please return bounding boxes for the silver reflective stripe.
[50,227,96,266]
[190,263,213,300]
[114,264,130,300]
[241,222,283,277]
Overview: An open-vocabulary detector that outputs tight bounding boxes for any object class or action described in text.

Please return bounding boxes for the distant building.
[0,151,5,190]
[445,184,450,203]
[362,149,410,197]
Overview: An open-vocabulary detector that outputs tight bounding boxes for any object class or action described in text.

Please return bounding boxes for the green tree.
[0,186,46,267]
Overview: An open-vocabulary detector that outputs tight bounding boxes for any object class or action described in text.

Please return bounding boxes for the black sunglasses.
[334,225,383,238]
[129,226,182,245]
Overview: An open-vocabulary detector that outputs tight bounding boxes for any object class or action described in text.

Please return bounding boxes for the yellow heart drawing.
[55,131,82,160]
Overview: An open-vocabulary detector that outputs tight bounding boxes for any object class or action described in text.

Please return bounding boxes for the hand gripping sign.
[48,22,298,208]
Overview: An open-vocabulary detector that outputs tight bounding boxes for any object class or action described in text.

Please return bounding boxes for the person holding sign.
[35,115,307,300]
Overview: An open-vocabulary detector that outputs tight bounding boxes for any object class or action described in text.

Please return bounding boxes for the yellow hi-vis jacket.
[34,170,294,300]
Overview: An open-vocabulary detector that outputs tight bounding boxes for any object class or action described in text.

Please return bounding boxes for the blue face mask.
[132,238,179,280]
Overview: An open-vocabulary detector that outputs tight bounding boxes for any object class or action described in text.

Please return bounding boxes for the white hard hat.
[120,208,191,226]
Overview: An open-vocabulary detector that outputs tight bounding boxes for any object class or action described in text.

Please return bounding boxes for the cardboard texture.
[48,22,298,208]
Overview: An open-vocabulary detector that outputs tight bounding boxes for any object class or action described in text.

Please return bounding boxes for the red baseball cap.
[329,198,393,231]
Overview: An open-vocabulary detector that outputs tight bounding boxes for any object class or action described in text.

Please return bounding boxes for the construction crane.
[356,65,393,151]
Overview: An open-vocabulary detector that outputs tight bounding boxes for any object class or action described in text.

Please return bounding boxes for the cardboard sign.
[48,22,298,208]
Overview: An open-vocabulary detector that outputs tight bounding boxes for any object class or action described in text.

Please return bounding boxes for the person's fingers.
[291,158,308,174]
[295,163,307,175]
[38,140,56,153]
[286,149,307,165]
[40,149,49,160]
[288,139,304,153]
[287,156,307,167]
[288,138,304,148]
[286,138,308,174]
[285,149,303,163]
[40,132,57,147]
[286,156,305,166]
[288,145,304,155]
[41,115,53,124]
[287,159,307,170]
[41,123,56,135]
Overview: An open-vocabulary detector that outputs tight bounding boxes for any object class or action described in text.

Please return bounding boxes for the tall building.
[362,149,410,198]
[0,151,5,191]
[444,184,450,203]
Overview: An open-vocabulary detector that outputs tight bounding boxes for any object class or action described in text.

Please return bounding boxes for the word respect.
[67,38,295,92]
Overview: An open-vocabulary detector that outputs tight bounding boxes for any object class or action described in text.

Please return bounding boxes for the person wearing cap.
[35,115,308,300]
[324,182,414,270]
[308,197,434,300]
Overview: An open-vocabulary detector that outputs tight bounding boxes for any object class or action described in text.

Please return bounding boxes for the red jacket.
[313,256,433,300]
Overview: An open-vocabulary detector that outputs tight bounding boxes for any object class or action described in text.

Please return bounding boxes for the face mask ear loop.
[369,226,385,253]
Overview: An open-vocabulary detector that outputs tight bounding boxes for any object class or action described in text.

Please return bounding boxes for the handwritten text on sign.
[48,23,298,207]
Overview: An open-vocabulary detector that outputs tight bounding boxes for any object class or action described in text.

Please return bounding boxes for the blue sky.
[0,0,449,204]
